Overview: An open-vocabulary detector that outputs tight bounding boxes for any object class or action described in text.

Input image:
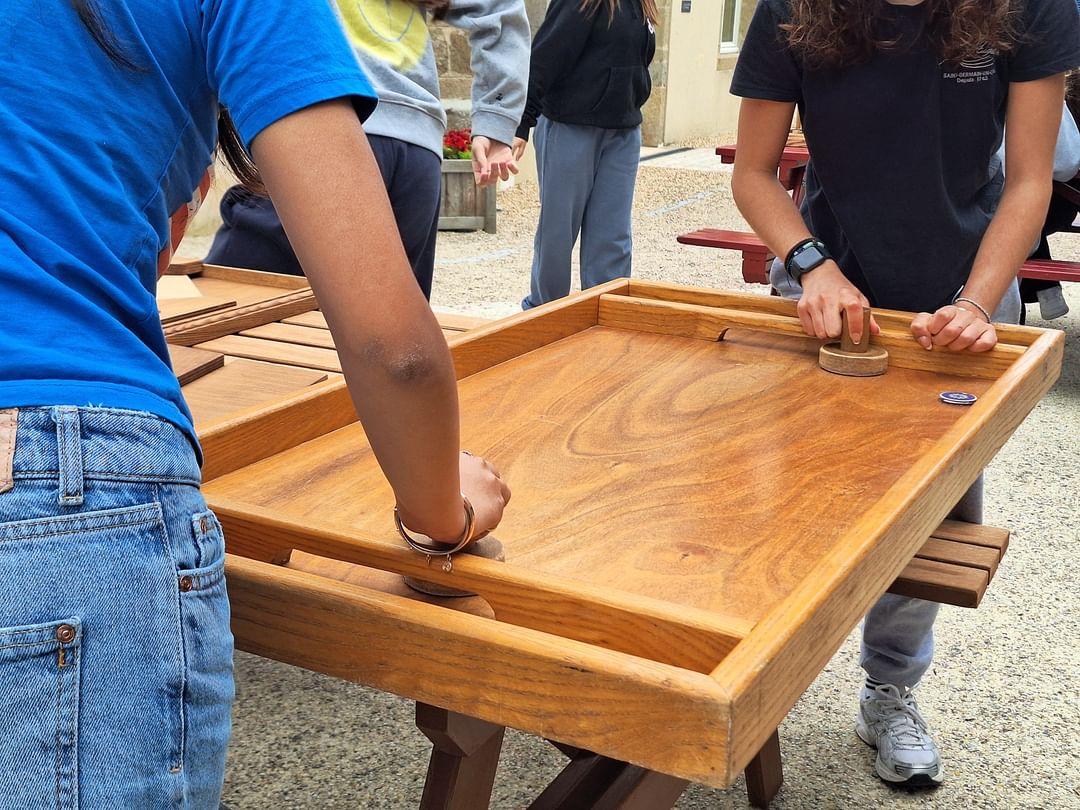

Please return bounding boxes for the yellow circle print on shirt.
[339,0,431,72]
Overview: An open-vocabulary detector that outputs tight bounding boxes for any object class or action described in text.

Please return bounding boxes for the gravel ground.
[202,162,1080,809]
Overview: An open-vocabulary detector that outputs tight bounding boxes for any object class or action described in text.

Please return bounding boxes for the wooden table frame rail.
[204,278,1063,791]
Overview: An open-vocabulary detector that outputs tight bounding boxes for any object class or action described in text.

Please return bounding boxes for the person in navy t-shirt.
[0,1,509,804]
[730,0,1079,790]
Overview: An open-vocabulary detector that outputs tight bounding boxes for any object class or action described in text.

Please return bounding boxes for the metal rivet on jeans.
[56,624,76,644]
[179,575,195,593]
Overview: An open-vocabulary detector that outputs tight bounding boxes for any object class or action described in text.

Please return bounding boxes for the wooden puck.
[819,342,889,377]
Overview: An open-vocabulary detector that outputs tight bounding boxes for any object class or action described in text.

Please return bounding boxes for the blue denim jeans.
[0,407,233,809]
[769,263,1022,687]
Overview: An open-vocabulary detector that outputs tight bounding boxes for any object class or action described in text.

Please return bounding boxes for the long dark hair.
[580,0,660,27]
[72,0,262,190]
[783,0,1021,70]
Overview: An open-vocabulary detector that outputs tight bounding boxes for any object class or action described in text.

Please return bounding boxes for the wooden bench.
[678,228,1080,289]
[228,516,1009,808]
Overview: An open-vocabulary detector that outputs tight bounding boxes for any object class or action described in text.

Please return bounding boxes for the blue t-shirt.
[0,0,376,452]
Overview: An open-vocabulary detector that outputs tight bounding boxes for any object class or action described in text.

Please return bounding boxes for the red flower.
[443,128,473,160]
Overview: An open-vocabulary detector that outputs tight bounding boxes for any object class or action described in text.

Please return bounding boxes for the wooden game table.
[201,279,1062,807]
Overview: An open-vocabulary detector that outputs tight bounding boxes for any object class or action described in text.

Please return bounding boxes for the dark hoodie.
[516,0,656,139]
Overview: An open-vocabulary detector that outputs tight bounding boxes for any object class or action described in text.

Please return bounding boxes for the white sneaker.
[1037,286,1070,320]
[856,683,943,786]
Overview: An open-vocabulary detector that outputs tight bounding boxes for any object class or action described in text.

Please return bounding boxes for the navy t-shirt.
[731,0,1080,312]
[0,0,376,450]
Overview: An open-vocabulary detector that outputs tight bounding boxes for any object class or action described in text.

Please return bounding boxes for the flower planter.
[438,159,497,234]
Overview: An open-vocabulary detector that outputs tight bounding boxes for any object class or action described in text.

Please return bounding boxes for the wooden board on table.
[159,296,235,324]
[157,274,202,300]
[169,345,224,386]
[194,335,342,372]
[182,359,328,427]
[201,281,1062,787]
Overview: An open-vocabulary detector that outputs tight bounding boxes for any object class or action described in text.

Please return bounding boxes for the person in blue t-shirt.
[0,1,509,805]
[730,0,1079,790]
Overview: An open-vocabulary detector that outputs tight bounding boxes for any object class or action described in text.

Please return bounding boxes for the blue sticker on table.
[939,391,978,406]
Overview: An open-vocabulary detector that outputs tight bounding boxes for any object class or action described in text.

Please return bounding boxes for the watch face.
[795,245,825,271]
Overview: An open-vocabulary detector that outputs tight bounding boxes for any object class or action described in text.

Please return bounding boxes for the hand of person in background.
[458,451,512,540]
[798,261,881,343]
[511,136,528,162]
[910,304,998,352]
[472,136,518,187]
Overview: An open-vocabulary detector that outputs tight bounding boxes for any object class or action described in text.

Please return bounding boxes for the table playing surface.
[208,325,990,625]
[205,280,1060,787]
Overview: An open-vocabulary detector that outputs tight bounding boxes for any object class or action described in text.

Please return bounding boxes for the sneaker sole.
[855,720,944,787]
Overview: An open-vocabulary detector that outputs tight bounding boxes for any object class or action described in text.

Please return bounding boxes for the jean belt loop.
[54,407,85,507]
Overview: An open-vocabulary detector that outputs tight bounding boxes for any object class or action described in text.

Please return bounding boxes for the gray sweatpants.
[770,261,1022,687]
[522,117,642,309]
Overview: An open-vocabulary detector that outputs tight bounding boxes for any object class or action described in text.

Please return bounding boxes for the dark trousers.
[206,134,443,299]
[1019,189,1079,313]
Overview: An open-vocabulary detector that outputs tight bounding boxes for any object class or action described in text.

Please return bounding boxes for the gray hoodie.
[336,1,530,158]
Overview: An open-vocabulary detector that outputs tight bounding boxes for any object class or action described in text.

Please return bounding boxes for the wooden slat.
[281,311,329,330]
[712,327,1063,781]
[887,558,988,608]
[166,256,204,275]
[449,279,624,378]
[158,296,235,324]
[212,500,750,675]
[913,537,999,577]
[183,360,328,427]
[433,311,492,331]
[627,279,1043,347]
[199,381,356,481]
[198,264,310,290]
[226,554,733,787]
[165,288,317,346]
[931,519,1010,559]
[195,335,342,372]
[169,345,224,386]
[157,274,202,300]
[598,294,1026,379]
[241,322,337,350]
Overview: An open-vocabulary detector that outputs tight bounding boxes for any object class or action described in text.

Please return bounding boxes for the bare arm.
[731,98,877,343]
[913,73,1065,351]
[250,99,508,540]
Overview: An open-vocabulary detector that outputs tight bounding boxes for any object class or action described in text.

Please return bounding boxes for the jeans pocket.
[175,509,233,807]
[0,619,82,810]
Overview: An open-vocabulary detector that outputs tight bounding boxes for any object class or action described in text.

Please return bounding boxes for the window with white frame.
[720,0,742,52]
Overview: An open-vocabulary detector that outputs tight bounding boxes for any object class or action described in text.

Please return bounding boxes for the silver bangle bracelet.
[394,495,476,572]
[954,296,991,323]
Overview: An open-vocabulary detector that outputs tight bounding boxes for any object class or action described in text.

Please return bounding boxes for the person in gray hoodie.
[206,0,530,299]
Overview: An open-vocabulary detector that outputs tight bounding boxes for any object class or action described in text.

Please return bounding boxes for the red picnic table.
[681,141,1080,286]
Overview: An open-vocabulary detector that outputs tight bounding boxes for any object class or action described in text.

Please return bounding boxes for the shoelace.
[870,684,931,749]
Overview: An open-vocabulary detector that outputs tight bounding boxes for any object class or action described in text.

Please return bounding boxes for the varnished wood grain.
[208,325,997,625]
[182,360,327,427]
[225,553,733,786]
[241,322,338,350]
[168,345,224,386]
[599,295,1026,379]
[714,327,1063,780]
[212,500,749,674]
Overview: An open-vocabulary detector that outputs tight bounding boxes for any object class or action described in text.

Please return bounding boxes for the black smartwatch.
[785,238,832,284]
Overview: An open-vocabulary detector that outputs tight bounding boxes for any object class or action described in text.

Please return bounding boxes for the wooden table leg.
[530,746,688,810]
[416,703,505,810]
[744,730,783,808]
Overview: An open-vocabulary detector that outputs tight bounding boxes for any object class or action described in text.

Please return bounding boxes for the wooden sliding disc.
[403,536,505,598]
[819,306,889,377]
[819,342,889,377]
